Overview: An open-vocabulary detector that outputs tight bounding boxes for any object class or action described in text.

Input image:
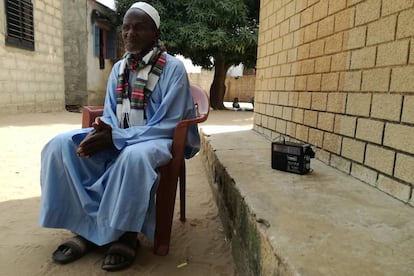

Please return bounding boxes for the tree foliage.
[114,0,259,109]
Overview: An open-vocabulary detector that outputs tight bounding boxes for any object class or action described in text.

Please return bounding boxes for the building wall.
[225,75,256,102]
[63,0,88,106]
[0,0,65,114]
[255,0,414,205]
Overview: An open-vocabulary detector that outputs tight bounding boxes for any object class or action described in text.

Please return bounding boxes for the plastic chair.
[81,84,210,255]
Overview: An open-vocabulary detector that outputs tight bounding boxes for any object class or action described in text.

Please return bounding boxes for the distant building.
[63,0,117,108]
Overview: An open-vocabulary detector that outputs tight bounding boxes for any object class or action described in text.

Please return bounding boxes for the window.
[93,24,116,69]
[5,0,35,51]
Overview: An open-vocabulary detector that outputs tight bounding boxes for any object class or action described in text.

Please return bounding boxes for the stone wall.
[255,0,414,205]
[225,75,256,102]
[0,0,65,114]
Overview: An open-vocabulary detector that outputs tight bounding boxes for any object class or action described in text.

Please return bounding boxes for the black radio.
[271,141,315,174]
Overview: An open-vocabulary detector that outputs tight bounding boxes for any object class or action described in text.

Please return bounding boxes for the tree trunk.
[210,58,232,110]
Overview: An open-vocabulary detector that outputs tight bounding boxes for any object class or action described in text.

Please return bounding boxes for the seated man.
[39,2,199,272]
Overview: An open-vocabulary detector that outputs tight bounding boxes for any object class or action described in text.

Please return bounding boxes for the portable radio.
[271,141,315,174]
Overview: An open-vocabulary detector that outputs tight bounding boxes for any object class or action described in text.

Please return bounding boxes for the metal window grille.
[5,0,35,51]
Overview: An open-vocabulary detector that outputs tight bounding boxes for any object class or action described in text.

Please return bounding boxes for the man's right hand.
[77,117,114,158]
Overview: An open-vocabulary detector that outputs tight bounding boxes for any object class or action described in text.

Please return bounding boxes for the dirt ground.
[0,110,250,276]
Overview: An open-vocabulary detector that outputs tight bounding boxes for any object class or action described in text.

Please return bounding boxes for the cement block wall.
[0,0,65,114]
[255,0,414,205]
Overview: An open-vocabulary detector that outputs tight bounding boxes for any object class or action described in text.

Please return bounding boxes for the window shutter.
[5,0,35,50]
[93,24,100,56]
[106,29,117,60]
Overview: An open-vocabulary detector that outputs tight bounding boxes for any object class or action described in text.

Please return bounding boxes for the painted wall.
[255,0,414,205]
[0,0,65,114]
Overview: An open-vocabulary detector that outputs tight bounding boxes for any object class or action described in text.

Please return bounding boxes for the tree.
[114,0,259,109]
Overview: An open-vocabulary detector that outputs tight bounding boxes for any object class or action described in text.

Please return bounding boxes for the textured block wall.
[0,0,65,114]
[255,0,414,205]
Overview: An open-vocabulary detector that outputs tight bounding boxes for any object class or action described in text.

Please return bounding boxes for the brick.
[361,68,390,92]
[283,107,293,121]
[301,6,314,27]
[331,52,351,71]
[287,48,298,63]
[296,0,308,13]
[285,0,296,18]
[402,96,414,124]
[297,44,310,60]
[355,0,381,26]
[371,94,402,121]
[328,0,347,14]
[327,92,347,113]
[309,40,325,57]
[293,30,304,47]
[321,72,339,91]
[273,105,283,118]
[311,92,328,111]
[298,91,312,109]
[384,123,414,154]
[325,32,343,54]
[323,132,342,154]
[318,112,335,131]
[351,163,378,186]
[377,40,410,67]
[390,66,414,92]
[356,118,384,144]
[279,92,289,105]
[290,14,301,32]
[376,175,410,202]
[365,144,395,175]
[295,75,307,91]
[309,128,324,147]
[304,23,318,43]
[383,0,414,16]
[313,0,329,21]
[307,74,322,91]
[346,93,371,116]
[283,33,294,49]
[334,115,356,137]
[335,7,355,32]
[330,154,351,173]
[342,137,365,162]
[315,56,332,73]
[350,46,376,69]
[276,119,287,134]
[411,38,414,64]
[367,15,397,46]
[317,15,335,38]
[339,71,361,91]
[317,149,331,164]
[347,0,365,6]
[304,110,318,127]
[343,26,367,50]
[286,121,297,137]
[292,108,304,123]
[296,124,309,142]
[285,77,295,91]
[397,9,414,39]
[395,153,414,184]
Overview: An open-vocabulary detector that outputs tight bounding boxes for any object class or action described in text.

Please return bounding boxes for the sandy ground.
[0,109,252,276]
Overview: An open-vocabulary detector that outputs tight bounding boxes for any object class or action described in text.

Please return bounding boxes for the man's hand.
[77,117,114,158]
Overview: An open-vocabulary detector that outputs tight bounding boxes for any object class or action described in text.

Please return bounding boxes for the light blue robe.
[39,54,200,246]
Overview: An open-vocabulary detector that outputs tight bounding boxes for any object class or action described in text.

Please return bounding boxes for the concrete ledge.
[200,129,414,276]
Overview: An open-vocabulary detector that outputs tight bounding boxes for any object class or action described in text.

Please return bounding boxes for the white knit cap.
[129,2,160,29]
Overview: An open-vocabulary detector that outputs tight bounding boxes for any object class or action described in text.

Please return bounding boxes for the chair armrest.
[82,106,104,128]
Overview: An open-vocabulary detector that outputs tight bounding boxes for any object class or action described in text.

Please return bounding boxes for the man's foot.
[101,232,138,271]
[52,235,96,264]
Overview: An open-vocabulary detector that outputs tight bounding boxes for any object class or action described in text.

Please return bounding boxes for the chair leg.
[153,166,178,256]
[179,160,186,222]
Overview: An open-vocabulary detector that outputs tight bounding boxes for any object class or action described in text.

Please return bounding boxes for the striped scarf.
[116,42,166,128]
